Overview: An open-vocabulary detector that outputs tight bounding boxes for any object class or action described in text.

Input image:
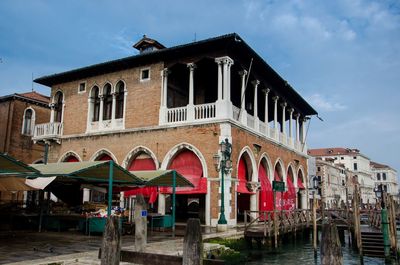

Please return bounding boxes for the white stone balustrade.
[33,122,63,142]
[194,103,216,120]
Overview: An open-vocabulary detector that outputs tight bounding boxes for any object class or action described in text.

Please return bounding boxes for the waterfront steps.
[361,231,384,258]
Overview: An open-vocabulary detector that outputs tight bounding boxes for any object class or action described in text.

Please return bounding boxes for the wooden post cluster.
[101,216,121,265]
[320,222,343,265]
[313,191,317,257]
[387,195,398,254]
[134,194,147,252]
[183,218,203,265]
[353,185,363,259]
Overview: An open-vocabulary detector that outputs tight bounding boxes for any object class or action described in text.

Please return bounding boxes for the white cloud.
[307,93,347,112]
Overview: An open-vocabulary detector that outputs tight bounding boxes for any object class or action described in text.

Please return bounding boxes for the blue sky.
[1,0,399,173]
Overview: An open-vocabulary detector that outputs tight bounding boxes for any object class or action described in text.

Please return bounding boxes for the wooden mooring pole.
[320,222,343,265]
[183,218,203,265]
[134,194,147,252]
[313,191,317,258]
[101,216,121,265]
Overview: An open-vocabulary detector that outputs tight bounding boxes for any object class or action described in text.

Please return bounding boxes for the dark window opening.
[353,163,358,171]
[103,84,112,120]
[23,109,33,135]
[79,82,86,92]
[115,82,125,119]
[54,92,63,123]
[382,173,387,181]
[141,69,150,80]
[377,173,381,181]
[91,86,100,122]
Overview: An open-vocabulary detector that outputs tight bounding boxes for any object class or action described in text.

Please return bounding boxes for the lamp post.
[213,138,232,228]
[374,184,390,258]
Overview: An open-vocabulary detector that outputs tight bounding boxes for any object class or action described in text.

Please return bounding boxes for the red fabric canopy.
[274,170,283,210]
[237,158,254,194]
[65,156,79,162]
[125,157,158,203]
[259,163,273,213]
[161,150,206,194]
[97,154,112,161]
[283,172,296,210]
[298,177,305,189]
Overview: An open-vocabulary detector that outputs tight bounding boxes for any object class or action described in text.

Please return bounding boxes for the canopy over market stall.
[0,153,41,191]
[131,170,194,235]
[31,161,143,216]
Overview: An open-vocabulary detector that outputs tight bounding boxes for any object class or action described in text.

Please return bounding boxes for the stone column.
[252,80,260,131]
[263,88,270,137]
[239,70,247,124]
[86,98,92,132]
[122,90,128,128]
[280,102,287,134]
[295,113,300,145]
[215,56,234,119]
[273,96,279,140]
[99,95,104,125]
[111,92,116,127]
[49,103,55,123]
[159,68,169,124]
[187,63,196,121]
[301,118,307,144]
[288,108,294,146]
[216,60,223,102]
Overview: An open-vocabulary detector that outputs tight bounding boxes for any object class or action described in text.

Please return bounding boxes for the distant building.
[314,158,354,208]
[32,33,317,226]
[370,161,398,200]
[308,148,375,204]
[0,91,50,202]
[0,91,50,163]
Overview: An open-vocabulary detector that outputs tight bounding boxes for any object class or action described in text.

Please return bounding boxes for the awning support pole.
[172,170,176,238]
[108,160,114,217]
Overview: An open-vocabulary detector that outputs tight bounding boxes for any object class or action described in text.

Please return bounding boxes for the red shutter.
[237,158,254,194]
[259,163,273,214]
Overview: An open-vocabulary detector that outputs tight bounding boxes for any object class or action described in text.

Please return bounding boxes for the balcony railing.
[161,102,307,154]
[33,122,63,142]
[194,103,216,120]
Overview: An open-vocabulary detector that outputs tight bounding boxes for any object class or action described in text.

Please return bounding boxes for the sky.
[0,0,399,173]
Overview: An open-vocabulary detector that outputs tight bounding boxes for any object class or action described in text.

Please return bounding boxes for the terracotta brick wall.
[51,62,163,135]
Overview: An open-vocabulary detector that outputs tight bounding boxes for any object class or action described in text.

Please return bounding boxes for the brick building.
[0,91,50,202]
[0,91,50,163]
[33,33,317,227]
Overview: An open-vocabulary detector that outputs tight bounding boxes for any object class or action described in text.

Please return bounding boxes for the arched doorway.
[64,155,79,162]
[96,154,113,161]
[297,169,306,209]
[274,161,284,210]
[237,153,255,222]
[258,158,273,214]
[163,149,206,223]
[284,167,296,210]
[125,151,158,206]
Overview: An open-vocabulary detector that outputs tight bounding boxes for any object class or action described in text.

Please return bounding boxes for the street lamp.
[213,138,232,225]
[374,184,390,258]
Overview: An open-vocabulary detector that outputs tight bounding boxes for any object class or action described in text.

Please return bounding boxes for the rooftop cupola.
[133,35,166,54]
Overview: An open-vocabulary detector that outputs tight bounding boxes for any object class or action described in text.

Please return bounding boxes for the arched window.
[382,173,386,181]
[54,91,63,122]
[91,86,100,122]
[115,81,125,119]
[22,108,34,135]
[377,173,381,180]
[103,84,112,120]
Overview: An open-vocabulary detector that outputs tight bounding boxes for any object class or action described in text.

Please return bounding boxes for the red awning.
[283,173,296,211]
[125,157,158,203]
[259,164,273,212]
[237,158,254,194]
[298,177,305,189]
[161,150,206,194]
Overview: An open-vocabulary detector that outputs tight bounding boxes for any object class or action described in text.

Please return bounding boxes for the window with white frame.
[140,68,150,81]
[115,81,125,119]
[91,86,100,122]
[78,82,86,93]
[103,84,112,121]
[22,108,35,135]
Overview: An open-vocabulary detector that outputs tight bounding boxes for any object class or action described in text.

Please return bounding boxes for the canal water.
[243,232,397,265]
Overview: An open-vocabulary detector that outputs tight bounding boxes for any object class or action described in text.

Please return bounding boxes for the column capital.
[280,102,287,108]
[98,95,104,100]
[288,108,294,114]
[294,113,300,119]
[238,70,247,76]
[215,56,234,65]
[272,95,279,101]
[187,63,196,70]
[49,103,55,109]
[161,68,170,77]
[262,88,270,95]
[251,80,260,87]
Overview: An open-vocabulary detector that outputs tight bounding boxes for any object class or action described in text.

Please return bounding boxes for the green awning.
[0,152,41,177]
[31,161,143,184]
[131,170,194,187]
